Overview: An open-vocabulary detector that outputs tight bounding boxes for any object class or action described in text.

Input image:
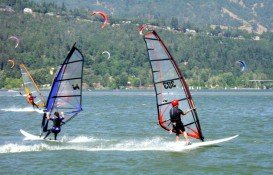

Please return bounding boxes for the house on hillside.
[185,28,197,35]
[0,5,14,13]
[23,8,32,14]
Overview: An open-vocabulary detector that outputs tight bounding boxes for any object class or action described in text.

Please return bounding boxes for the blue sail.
[42,43,84,133]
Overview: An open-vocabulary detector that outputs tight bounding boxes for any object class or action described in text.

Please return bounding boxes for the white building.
[23,8,33,14]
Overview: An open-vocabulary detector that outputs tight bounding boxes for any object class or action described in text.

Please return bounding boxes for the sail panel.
[45,44,84,124]
[20,64,45,107]
[144,31,204,141]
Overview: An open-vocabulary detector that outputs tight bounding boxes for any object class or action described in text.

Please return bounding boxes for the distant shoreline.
[1,87,271,92]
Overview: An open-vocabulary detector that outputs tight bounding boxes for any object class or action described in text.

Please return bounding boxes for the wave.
[67,136,99,143]
[1,107,43,113]
[0,137,196,154]
[0,143,49,153]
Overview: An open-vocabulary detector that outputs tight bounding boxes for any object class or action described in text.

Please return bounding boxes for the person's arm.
[178,108,187,116]
[184,108,196,115]
[46,112,51,120]
[61,112,65,124]
[61,112,65,118]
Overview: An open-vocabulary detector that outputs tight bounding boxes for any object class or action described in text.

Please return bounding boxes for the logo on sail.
[72,84,80,90]
[163,80,176,89]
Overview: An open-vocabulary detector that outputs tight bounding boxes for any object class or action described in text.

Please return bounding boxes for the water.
[0,90,272,174]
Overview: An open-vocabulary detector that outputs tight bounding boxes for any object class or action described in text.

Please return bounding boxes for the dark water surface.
[0,90,272,174]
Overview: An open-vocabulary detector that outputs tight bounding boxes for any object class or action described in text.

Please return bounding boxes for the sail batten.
[154,77,181,84]
[144,30,204,141]
[145,37,158,41]
[65,59,83,64]
[150,58,170,62]
[157,97,188,107]
[54,78,82,83]
[52,95,81,98]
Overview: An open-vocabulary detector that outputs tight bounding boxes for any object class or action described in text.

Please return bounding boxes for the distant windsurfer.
[170,100,192,145]
[27,93,39,109]
[43,111,65,140]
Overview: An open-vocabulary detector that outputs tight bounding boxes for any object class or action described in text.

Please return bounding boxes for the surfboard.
[34,108,44,114]
[20,129,61,142]
[176,135,239,151]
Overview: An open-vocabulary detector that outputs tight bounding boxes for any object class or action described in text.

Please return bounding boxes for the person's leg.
[31,101,35,108]
[179,124,190,144]
[54,133,57,140]
[175,135,179,142]
[34,102,39,109]
[183,131,189,143]
[174,126,180,142]
[44,130,51,139]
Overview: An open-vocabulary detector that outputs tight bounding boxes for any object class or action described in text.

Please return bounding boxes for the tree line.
[0,0,273,90]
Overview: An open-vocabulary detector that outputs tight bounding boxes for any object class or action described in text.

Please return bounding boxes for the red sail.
[144,30,204,141]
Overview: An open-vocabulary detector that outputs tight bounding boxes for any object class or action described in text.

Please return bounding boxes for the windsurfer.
[170,100,192,145]
[27,93,39,109]
[43,111,65,140]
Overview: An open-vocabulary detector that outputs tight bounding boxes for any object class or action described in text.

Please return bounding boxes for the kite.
[91,11,108,29]
[138,24,147,35]
[102,51,110,59]
[8,36,20,48]
[236,60,246,71]
[8,59,15,68]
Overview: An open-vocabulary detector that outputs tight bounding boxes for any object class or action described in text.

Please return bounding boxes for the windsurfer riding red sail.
[144,30,238,148]
[169,100,196,145]
[143,30,205,145]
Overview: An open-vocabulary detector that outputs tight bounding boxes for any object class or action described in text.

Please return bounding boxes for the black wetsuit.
[169,107,186,136]
[44,116,64,140]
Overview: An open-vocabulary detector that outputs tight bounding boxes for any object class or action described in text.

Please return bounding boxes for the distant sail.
[20,64,45,107]
[144,30,204,141]
[236,60,246,71]
[41,43,84,133]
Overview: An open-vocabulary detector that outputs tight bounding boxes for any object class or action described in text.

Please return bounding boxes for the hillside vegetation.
[32,0,273,34]
[1,0,273,90]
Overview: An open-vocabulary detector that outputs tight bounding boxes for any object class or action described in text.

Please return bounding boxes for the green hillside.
[1,0,273,90]
[31,0,273,33]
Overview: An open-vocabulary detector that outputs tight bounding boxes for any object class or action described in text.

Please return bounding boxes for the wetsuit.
[169,107,186,136]
[28,95,39,109]
[44,116,64,140]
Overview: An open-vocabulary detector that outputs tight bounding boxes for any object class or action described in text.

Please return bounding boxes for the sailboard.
[20,129,61,142]
[173,135,239,151]
[40,43,84,138]
[144,30,205,142]
[19,64,46,108]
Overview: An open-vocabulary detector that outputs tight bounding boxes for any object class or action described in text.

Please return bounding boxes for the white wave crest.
[1,107,43,113]
[0,143,49,153]
[0,137,197,154]
[68,136,98,143]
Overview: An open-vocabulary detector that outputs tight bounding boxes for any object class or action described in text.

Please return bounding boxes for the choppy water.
[0,90,272,174]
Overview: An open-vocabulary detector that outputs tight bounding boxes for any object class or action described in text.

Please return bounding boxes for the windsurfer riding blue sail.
[40,43,84,140]
[43,112,65,140]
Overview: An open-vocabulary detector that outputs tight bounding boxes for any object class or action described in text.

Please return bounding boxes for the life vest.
[170,107,182,122]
